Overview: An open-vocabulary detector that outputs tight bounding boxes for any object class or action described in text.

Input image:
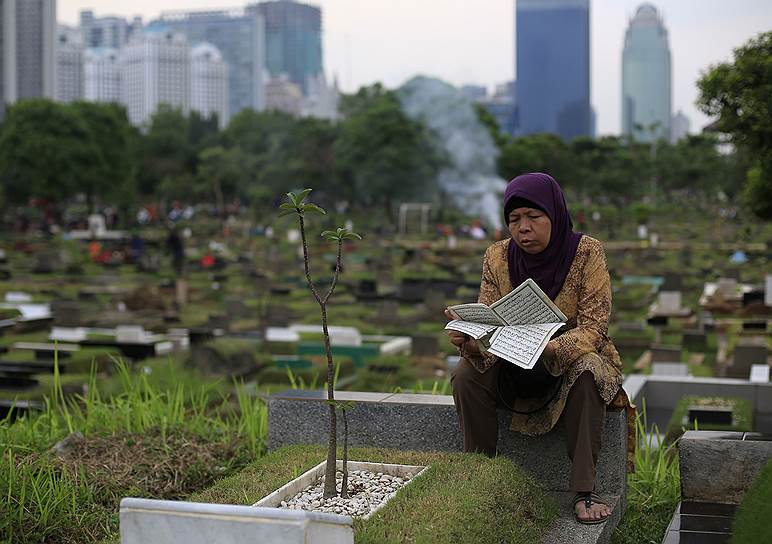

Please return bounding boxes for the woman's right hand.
[444,308,469,348]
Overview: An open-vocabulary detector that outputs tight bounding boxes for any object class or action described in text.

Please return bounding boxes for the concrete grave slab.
[120,498,353,544]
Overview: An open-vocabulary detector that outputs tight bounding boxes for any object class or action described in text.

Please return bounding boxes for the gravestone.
[356,279,378,299]
[742,290,765,307]
[423,290,446,316]
[32,250,59,274]
[411,334,439,356]
[651,363,689,377]
[224,298,250,319]
[116,325,146,344]
[688,406,733,426]
[749,364,770,383]
[374,300,399,324]
[728,343,768,379]
[264,305,293,327]
[682,330,707,352]
[206,314,230,331]
[662,273,683,291]
[766,274,772,306]
[399,278,425,302]
[656,291,684,314]
[51,300,82,327]
[649,344,682,363]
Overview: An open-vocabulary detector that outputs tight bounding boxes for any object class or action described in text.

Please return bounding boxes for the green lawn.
[192,445,558,544]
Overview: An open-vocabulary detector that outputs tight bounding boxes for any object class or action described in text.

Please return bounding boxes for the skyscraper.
[516,0,591,141]
[84,47,120,103]
[0,0,56,117]
[252,0,322,95]
[622,4,671,142]
[79,9,141,50]
[150,8,265,117]
[120,31,190,126]
[56,25,83,103]
[670,110,690,143]
[191,42,229,128]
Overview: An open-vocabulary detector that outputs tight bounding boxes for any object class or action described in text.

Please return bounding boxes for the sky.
[59,0,772,135]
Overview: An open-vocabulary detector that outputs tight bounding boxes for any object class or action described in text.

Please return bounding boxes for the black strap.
[496,360,563,415]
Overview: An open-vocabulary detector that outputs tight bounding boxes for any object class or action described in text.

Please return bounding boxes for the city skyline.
[58,0,772,135]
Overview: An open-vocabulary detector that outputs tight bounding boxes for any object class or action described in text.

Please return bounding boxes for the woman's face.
[508,206,552,254]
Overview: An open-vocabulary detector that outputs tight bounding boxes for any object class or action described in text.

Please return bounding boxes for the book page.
[490,278,567,326]
[486,322,564,369]
[444,320,499,340]
[447,303,506,326]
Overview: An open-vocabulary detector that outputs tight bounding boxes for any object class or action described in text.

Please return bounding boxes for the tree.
[334,89,442,217]
[697,31,772,219]
[279,189,360,499]
[0,99,99,205]
[135,106,193,198]
[70,101,135,210]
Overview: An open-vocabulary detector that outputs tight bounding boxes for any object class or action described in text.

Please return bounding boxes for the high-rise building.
[252,0,322,95]
[120,30,190,126]
[84,47,120,103]
[303,72,339,120]
[79,9,141,50]
[460,85,487,103]
[0,0,56,117]
[622,4,671,142]
[516,0,591,141]
[191,42,228,128]
[150,8,265,117]
[670,110,690,143]
[56,25,83,103]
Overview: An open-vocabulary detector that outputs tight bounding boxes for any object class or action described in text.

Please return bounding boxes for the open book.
[445,278,567,370]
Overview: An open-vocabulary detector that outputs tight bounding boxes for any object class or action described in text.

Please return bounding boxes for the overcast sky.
[60,0,772,135]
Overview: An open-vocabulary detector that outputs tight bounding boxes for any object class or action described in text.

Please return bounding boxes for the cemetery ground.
[0,202,770,543]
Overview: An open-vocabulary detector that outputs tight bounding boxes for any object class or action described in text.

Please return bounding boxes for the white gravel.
[278,469,412,518]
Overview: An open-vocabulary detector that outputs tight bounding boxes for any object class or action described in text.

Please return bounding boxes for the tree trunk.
[340,409,349,498]
[321,304,338,499]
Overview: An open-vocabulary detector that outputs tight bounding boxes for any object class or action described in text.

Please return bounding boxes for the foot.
[574,494,612,523]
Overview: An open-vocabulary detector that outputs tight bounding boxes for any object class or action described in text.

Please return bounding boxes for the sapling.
[279,189,361,499]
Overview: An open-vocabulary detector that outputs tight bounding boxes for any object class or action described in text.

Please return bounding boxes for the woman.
[447,172,627,524]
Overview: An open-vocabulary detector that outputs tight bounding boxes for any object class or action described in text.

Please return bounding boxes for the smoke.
[397,76,507,229]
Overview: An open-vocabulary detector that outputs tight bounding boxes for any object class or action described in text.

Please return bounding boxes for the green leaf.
[285,192,298,206]
[279,202,295,210]
[278,208,296,217]
[321,230,339,241]
[342,232,362,240]
[303,203,327,215]
[296,188,313,204]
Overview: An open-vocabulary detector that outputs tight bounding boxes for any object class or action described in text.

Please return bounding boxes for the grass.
[192,444,557,544]
[611,405,681,544]
[0,358,268,544]
[731,458,772,544]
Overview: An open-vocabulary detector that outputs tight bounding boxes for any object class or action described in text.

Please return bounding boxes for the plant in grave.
[279,188,361,499]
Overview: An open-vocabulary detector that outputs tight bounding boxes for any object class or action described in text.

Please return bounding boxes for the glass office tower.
[516,0,591,141]
[622,4,671,142]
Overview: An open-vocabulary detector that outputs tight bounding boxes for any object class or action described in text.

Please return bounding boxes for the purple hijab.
[504,173,582,300]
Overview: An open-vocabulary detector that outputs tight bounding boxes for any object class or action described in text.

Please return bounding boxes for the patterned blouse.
[463,235,628,437]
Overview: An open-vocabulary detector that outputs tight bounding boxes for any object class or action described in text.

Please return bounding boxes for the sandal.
[572,492,610,525]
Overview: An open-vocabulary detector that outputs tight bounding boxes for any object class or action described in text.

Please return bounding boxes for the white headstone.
[765,274,772,307]
[287,229,301,244]
[750,364,770,383]
[116,325,146,344]
[5,292,32,303]
[88,214,107,236]
[637,224,648,239]
[658,291,682,314]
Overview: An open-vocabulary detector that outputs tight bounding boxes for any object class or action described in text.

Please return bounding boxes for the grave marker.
[682,330,707,352]
[650,344,682,363]
[729,343,768,379]
[651,363,689,377]
[411,334,439,357]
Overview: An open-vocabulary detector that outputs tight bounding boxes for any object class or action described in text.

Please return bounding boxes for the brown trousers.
[451,358,605,492]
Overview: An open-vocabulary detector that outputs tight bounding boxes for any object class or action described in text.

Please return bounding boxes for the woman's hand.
[444,308,468,348]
